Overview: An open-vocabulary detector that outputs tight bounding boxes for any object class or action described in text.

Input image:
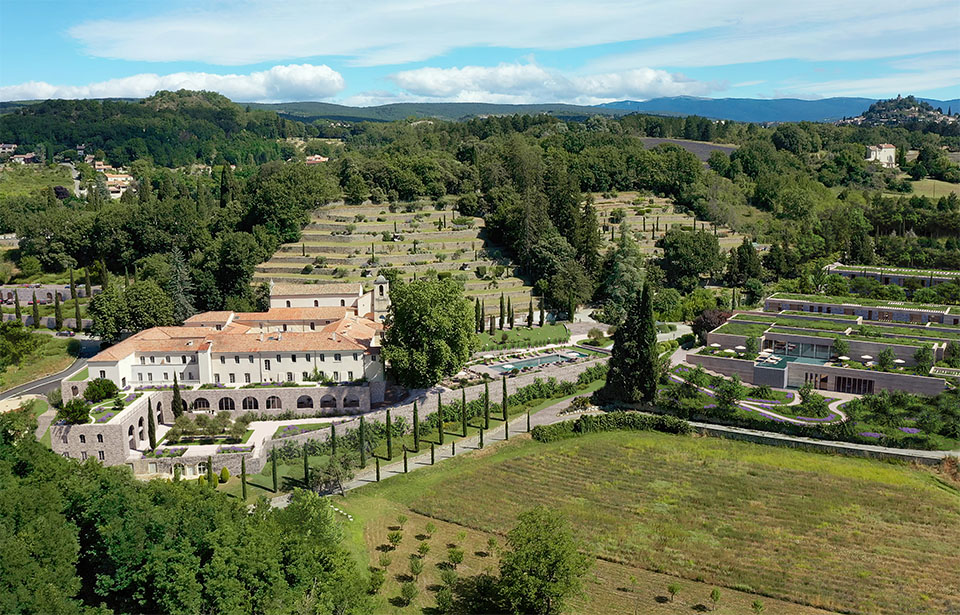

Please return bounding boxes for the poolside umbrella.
[501,364,515,370]
[710,343,721,348]
[860,355,873,360]
[482,354,494,359]
[838,356,850,361]
[893,359,906,364]
[735,345,746,350]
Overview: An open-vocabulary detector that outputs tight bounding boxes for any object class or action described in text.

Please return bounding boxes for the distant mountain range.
[596,96,960,123]
[4,95,959,124]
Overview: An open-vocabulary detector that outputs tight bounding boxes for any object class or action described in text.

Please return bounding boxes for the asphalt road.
[0,356,87,401]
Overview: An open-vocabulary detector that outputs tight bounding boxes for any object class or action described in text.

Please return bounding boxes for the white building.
[866,144,897,168]
[269,276,391,322]
[0,143,16,156]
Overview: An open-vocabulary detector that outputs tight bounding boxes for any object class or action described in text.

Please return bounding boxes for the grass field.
[339,431,960,615]
[884,177,959,199]
[0,164,73,198]
[477,323,569,350]
[0,336,75,392]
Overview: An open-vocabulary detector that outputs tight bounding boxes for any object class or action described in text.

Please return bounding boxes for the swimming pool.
[494,351,587,373]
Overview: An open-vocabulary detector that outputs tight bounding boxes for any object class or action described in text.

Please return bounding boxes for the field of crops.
[342,430,960,615]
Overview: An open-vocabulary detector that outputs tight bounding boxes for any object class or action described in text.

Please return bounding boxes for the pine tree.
[166,247,195,324]
[461,388,468,437]
[499,293,505,330]
[171,373,183,418]
[474,298,482,333]
[527,299,533,327]
[31,292,40,328]
[271,451,278,492]
[84,267,92,298]
[147,398,157,449]
[600,281,659,404]
[412,401,420,452]
[484,381,490,429]
[241,456,247,500]
[386,409,393,459]
[14,291,21,322]
[54,293,63,330]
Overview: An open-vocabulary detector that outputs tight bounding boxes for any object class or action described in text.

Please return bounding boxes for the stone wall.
[129,450,265,477]
[705,331,750,349]
[147,384,373,420]
[687,354,756,383]
[50,395,153,466]
[785,362,949,395]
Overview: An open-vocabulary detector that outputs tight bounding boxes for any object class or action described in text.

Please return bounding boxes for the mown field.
[340,430,960,614]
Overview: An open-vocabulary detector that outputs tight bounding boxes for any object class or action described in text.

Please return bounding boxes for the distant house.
[10,152,37,164]
[866,144,896,168]
[305,154,329,164]
[0,143,16,156]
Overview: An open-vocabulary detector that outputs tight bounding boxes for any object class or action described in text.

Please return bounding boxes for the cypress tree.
[69,269,77,300]
[527,407,531,433]
[412,401,420,452]
[502,376,508,420]
[527,299,533,327]
[504,416,509,440]
[474,298,481,333]
[479,300,486,333]
[375,457,380,481]
[451,441,456,456]
[484,381,490,429]
[171,374,183,418]
[539,299,545,327]
[506,296,512,329]
[359,416,366,466]
[31,292,40,329]
[499,293,505,330]
[386,409,393,459]
[73,295,82,332]
[461,388,468,436]
[403,448,408,473]
[84,267,92,298]
[14,291,21,322]
[479,424,484,448]
[567,295,576,323]
[207,456,214,488]
[331,423,337,456]
[430,443,435,465]
[489,315,495,334]
[241,456,247,500]
[600,281,658,404]
[54,293,63,330]
[303,446,309,485]
[147,398,156,449]
[271,451,278,492]
[437,392,444,445]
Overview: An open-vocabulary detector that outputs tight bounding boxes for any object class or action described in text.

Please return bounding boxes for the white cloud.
[387,63,719,104]
[65,0,959,69]
[777,68,960,98]
[0,64,344,102]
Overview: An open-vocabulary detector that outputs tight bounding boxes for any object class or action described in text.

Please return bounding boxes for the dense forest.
[1,91,959,335]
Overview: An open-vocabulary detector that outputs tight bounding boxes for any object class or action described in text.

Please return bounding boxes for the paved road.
[0,357,86,401]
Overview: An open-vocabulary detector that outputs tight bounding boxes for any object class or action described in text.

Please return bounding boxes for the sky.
[1,0,959,106]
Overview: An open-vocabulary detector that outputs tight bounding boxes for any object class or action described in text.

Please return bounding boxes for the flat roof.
[767,293,951,313]
[828,264,960,279]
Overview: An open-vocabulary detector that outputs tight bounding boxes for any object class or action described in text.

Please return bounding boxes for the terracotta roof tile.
[270,282,363,296]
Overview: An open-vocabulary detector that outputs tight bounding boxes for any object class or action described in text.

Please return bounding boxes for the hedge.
[531,411,692,443]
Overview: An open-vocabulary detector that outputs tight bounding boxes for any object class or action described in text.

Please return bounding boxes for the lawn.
[0,336,75,392]
[885,177,959,199]
[0,164,73,198]
[340,430,960,615]
[477,323,569,351]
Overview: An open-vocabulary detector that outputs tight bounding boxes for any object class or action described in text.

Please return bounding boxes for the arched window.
[46,292,53,302]
[297,395,314,408]
[138,417,144,428]
[379,285,384,297]
[320,395,337,409]
[286,300,291,307]
[193,397,210,411]
[219,397,235,411]
[71,385,79,396]
[340,299,345,307]
[266,396,282,410]
[343,395,360,408]
[314,300,319,307]
[242,397,259,410]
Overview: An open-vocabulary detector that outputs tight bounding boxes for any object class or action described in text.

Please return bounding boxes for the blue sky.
[1,0,959,105]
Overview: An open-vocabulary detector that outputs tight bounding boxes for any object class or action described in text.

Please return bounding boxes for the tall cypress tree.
[303,446,309,485]
[506,296,512,329]
[330,423,337,456]
[54,293,63,330]
[600,281,658,404]
[171,374,183,418]
[69,269,77,300]
[527,299,533,327]
[502,376,508,420]
[14,291,21,322]
[479,300,486,333]
[412,401,420,452]
[147,398,156,449]
[539,299,545,327]
[241,456,247,500]
[31,292,40,328]
[483,381,490,429]
[207,456,214,488]
[271,451,278,492]
[474,298,482,333]
[84,267,93,299]
[359,416,366,466]
[386,409,393,459]
[461,388,468,437]
[499,293,505,330]
[73,295,82,332]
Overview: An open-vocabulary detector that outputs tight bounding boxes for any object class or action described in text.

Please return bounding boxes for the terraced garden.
[341,431,960,615]
[255,202,536,318]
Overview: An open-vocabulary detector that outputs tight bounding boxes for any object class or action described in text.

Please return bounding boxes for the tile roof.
[233,306,354,321]
[271,282,363,297]
[210,331,366,353]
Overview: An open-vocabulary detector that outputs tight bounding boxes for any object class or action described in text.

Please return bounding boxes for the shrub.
[301,264,314,275]
[532,412,692,443]
[57,398,90,424]
[368,569,385,594]
[440,568,458,587]
[83,378,118,403]
[219,467,230,483]
[66,338,82,357]
[399,582,418,606]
